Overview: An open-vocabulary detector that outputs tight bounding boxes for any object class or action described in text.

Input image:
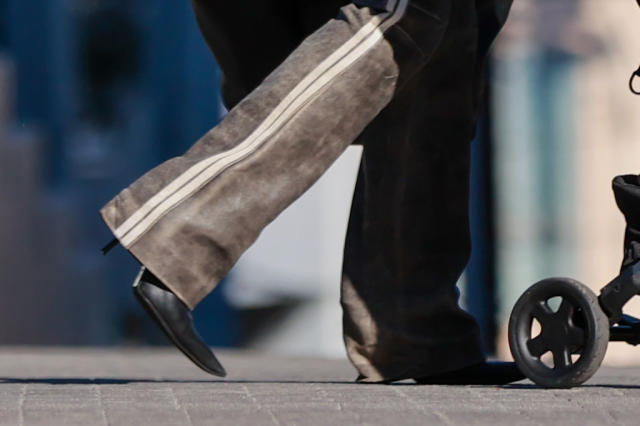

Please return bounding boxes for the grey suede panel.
[101,4,399,308]
[134,46,397,309]
[100,4,381,232]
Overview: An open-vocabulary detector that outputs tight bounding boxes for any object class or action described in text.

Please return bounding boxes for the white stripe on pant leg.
[114,19,384,242]
[120,28,387,247]
[121,28,384,246]
[114,0,407,243]
[114,0,406,243]
[115,0,409,247]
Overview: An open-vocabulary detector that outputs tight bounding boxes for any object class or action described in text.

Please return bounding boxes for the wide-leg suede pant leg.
[100,1,450,310]
[342,0,513,382]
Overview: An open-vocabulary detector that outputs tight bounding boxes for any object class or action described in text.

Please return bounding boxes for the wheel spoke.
[553,347,571,369]
[532,301,554,327]
[556,298,574,322]
[526,335,548,357]
[568,326,585,348]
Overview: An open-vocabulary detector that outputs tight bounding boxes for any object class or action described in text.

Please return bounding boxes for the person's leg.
[101,1,449,311]
[613,175,640,269]
[122,0,336,378]
[341,0,514,383]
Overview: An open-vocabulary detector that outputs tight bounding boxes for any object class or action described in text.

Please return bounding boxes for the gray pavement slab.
[0,347,639,425]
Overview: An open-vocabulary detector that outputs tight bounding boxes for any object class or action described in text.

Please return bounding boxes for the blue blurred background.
[0,0,240,346]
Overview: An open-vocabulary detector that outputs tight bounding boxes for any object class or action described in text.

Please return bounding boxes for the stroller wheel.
[508,278,609,388]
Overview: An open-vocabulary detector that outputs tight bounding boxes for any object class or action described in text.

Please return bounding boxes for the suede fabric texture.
[101,3,404,307]
[101,0,513,382]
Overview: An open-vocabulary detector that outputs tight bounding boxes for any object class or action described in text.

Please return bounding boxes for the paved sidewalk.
[0,348,639,425]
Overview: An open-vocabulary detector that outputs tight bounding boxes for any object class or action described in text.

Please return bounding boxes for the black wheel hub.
[525,299,585,370]
[508,278,610,388]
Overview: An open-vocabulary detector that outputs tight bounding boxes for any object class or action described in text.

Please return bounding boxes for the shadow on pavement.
[0,377,362,385]
[12,378,639,389]
[503,383,640,390]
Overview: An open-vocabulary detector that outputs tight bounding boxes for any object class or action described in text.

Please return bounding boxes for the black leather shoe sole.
[134,278,226,377]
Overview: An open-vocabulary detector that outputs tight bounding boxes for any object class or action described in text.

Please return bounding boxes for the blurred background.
[0,0,638,365]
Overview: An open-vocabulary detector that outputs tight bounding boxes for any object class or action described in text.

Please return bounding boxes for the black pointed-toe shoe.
[133,267,227,377]
[414,361,525,385]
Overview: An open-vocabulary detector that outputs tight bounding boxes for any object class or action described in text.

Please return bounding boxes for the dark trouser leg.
[100,1,450,310]
[342,0,513,382]
[613,175,640,269]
